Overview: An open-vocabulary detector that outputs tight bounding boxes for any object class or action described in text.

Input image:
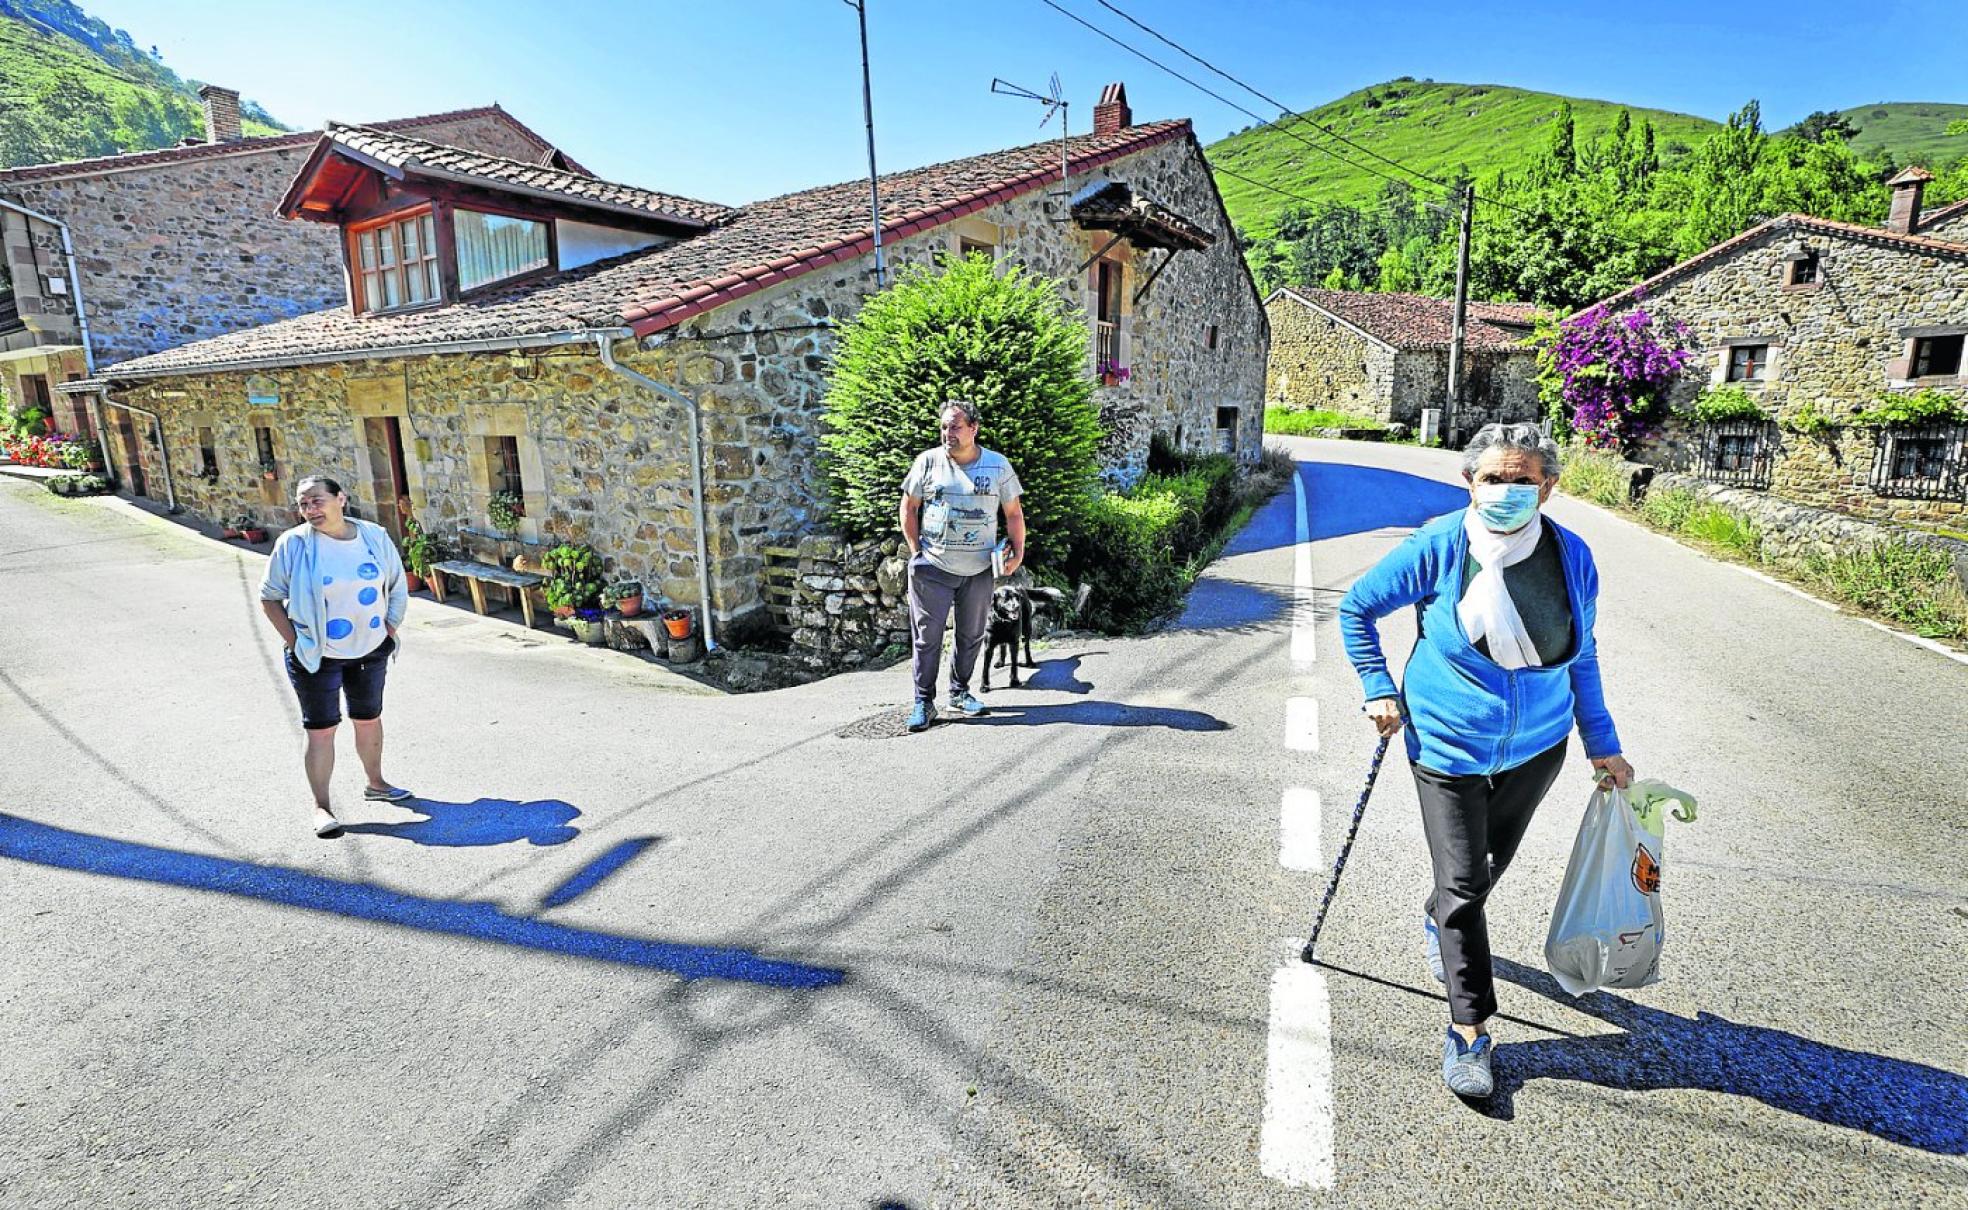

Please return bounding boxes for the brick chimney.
[1886,166,1933,234]
[198,84,242,144]
[1093,82,1131,135]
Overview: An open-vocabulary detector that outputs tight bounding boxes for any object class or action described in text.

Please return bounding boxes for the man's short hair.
[941,400,981,427]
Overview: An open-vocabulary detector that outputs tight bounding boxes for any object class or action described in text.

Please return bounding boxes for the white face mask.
[1471,483,1540,532]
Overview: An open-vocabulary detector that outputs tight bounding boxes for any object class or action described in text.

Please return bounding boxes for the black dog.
[981,585,1068,691]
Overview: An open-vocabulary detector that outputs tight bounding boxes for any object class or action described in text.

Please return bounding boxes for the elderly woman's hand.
[1365,698,1404,738]
[1591,754,1634,789]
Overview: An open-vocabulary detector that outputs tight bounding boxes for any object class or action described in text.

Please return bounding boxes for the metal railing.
[1695,420,1777,489]
[1868,422,1968,501]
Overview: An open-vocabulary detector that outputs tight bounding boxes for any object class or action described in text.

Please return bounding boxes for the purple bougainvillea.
[1541,300,1694,451]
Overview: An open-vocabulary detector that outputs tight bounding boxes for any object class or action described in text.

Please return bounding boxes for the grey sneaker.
[1424,912,1445,985]
[363,785,415,802]
[950,691,987,718]
[907,701,937,732]
[1442,1028,1495,1098]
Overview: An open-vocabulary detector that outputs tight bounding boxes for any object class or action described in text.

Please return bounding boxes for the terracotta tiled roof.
[102,119,1197,378]
[1917,196,1968,235]
[1270,288,1538,353]
[1589,212,1968,313]
[0,103,586,183]
[307,124,734,228]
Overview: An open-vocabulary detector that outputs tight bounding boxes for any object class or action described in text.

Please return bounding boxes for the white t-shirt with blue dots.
[314,530,390,660]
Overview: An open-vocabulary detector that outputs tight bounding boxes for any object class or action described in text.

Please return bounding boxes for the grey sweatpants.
[1413,737,1569,1024]
[907,555,992,703]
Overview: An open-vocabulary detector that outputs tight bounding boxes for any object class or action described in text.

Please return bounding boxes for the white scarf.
[1458,509,1545,669]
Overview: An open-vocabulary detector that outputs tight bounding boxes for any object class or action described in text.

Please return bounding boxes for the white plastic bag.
[1544,779,1696,996]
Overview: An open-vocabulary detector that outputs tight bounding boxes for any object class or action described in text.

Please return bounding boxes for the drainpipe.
[0,197,97,375]
[593,330,718,653]
[98,392,178,513]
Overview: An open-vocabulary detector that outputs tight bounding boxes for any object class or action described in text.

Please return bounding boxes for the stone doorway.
[362,415,411,545]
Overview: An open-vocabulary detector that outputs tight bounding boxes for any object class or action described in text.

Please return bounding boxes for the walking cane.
[1299,732,1393,964]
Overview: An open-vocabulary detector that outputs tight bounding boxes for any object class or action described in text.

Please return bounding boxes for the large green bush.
[1065,445,1247,633]
[819,253,1102,567]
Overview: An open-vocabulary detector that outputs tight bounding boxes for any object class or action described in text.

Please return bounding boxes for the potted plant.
[1096,359,1131,388]
[240,515,269,544]
[259,455,278,482]
[569,606,607,645]
[489,490,525,536]
[221,512,247,540]
[541,542,604,620]
[605,579,644,617]
[661,607,694,641]
[401,516,448,594]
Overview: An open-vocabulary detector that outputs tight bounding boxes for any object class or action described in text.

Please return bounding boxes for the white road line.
[1730,564,1840,611]
[1266,461,1337,1190]
[1291,467,1316,666]
[1279,787,1321,871]
[1285,697,1319,752]
[1860,618,1968,667]
[1260,959,1336,1189]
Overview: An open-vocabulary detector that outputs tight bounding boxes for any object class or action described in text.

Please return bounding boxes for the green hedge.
[1065,446,1245,633]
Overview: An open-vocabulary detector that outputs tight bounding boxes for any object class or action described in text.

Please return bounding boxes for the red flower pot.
[617,596,643,618]
[661,609,693,640]
[242,528,268,544]
[406,572,426,593]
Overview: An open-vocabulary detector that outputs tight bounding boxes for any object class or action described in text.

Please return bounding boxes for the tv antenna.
[991,73,1071,195]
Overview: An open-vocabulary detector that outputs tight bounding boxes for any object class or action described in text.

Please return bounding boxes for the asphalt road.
[1,441,1962,1209]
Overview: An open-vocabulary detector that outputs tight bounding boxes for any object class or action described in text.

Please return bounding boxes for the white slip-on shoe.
[313,807,344,839]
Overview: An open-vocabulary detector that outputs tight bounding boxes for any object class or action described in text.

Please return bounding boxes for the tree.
[819,254,1102,567]
[1533,302,1696,451]
[1795,110,1861,143]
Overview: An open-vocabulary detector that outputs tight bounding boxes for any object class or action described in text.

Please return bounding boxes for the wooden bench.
[427,559,546,629]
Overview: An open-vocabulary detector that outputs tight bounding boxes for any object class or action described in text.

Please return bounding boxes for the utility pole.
[846,0,885,286]
[1444,185,1474,445]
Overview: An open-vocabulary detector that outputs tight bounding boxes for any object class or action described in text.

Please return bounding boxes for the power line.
[1065,0,1682,261]
[1032,0,1429,196]
[1089,0,1460,197]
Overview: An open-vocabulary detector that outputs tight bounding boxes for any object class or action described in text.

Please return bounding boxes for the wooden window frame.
[196,425,219,480]
[1726,344,1769,383]
[1784,251,1820,289]
[348,207,442,316]
[487,434,525,510]
[1912,333,1964,380]
[452,203,559,298]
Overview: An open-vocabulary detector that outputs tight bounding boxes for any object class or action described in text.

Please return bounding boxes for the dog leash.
[1299,732,1392,964]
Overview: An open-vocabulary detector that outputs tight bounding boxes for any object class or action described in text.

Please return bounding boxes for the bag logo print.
[1631,845,1660,895]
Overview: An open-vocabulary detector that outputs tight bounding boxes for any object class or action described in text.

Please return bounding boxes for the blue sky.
[84,0,1968,205]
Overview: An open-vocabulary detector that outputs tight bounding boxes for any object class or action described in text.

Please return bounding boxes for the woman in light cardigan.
[259,475,412,838]
[1339,423,1634,1100]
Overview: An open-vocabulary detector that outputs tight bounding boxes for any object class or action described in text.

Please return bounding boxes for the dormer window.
[455,209,551,292]
[351,209,439,314]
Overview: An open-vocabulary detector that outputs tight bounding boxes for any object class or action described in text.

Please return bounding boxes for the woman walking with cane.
[1339,423,1633,1099]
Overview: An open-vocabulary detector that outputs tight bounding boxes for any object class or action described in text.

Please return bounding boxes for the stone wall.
[1612,224,1968,525]
[1263,296,1389,420]
[4,113,566,368]
[1648,469,1968,591]
[775,534,911,669]
[112,129,1268,644]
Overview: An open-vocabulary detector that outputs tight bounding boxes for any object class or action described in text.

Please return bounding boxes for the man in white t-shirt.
[898,400,1025,732]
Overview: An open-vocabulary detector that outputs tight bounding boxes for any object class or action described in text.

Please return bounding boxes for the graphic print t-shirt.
[902,446,1023,577]
[313,532,389,660]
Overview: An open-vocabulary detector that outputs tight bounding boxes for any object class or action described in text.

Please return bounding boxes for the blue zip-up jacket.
[260,518,408,673]
[1339,509,1620,776]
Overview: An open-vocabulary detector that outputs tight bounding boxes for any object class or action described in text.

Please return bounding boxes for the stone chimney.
[1093,82,1131,135]
[198,84,242,144]
[1886,166,1933,235]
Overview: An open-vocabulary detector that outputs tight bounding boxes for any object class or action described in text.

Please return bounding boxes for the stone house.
[1264,287,1540,435]
[76,83,1269,644]
[0,85,578,449]
[1597,168,1968,526]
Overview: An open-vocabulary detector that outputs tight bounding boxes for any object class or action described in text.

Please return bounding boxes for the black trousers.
[1412,738,1569,1025]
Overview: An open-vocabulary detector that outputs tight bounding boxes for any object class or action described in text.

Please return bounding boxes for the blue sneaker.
[906,701,937,732]
[1424,912,1445,985]
[1442,1028,1495,1098]
[950,690,987,718]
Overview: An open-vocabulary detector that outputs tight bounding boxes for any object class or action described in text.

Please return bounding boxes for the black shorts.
[285,636,394,730]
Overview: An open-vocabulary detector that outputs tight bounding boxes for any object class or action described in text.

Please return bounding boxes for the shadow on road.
[965,701,1230,731]
[1481,957,1968,1154]
[0,813,840,990]
[341,796,581,847]
[1018,653,1100,694]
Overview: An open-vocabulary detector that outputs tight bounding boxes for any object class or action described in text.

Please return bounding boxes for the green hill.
[1811,102,1968,167]
[1208,80,1723,238]
[0,0,285,168]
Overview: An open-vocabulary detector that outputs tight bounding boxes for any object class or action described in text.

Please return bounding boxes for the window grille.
[1869,423,1967,501]
[1696,420,1777,489]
